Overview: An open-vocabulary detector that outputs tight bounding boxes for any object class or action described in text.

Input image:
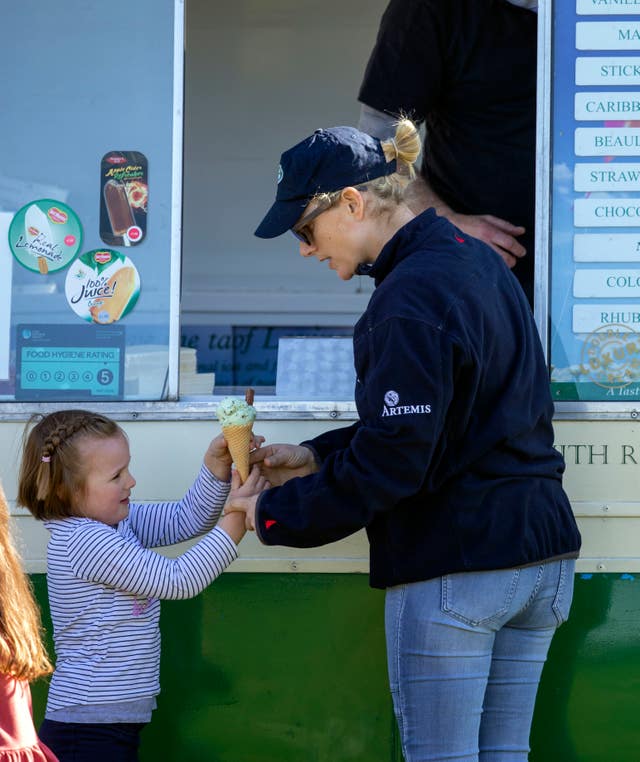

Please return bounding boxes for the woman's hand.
[224,465,270,530]
[249,443,318,486]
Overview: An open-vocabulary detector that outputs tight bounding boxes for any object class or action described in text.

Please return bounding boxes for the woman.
[228,120,581,762]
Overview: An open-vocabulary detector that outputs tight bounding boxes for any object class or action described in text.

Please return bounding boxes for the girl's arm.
[128,464,229,549]
[67,518,237,600]
[130,433,263,548]
[66,468,265,600]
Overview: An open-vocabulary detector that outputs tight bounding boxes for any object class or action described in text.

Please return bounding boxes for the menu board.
[550,0,640,401]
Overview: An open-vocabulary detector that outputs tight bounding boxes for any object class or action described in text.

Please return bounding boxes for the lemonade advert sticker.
[8,199,82,274]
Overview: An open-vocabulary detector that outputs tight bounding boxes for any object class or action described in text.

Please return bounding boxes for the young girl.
[17,409,263,762]
[1,481,58,761]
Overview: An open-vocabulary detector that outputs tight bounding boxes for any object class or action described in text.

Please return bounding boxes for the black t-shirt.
[359,0,537,304]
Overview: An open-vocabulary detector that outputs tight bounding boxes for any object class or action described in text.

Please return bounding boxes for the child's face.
[75,433,136,526]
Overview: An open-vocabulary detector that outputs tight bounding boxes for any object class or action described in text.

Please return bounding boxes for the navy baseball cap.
[254,126,396,239]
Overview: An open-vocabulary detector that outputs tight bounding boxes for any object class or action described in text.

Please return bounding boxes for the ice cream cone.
[223,422,252,482]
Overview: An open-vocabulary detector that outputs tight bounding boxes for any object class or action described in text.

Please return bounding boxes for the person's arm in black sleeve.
[301,421,361,462]
[358,1,527,267]
[255,317,457,547]
[358,0,443,121]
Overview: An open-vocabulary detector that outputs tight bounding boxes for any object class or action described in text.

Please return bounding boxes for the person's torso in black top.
[359,0,537,304]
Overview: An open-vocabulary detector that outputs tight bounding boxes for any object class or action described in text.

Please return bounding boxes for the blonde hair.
[18,410,124,520]
[365,118,421,208]
[0,482,52,680]
[380,117,421,177]
[312,118,421,212]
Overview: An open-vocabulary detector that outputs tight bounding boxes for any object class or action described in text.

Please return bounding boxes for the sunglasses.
[291,192,341,245]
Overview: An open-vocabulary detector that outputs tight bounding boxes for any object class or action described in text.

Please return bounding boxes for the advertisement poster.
[65,249,140,324]
[0,213,13,379]
[550,1,640,401]
[16,324,125,400]
[8,199,82,274]
[99,151,148,247]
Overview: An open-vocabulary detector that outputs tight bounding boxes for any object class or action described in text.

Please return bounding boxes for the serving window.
[179,0,388,399]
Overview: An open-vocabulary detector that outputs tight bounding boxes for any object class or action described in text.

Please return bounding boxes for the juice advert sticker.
[65,249,140,324]
[100,151,148,246]
[8,199,82,274]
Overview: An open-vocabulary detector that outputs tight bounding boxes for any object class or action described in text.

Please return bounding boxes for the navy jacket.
[256,210,581,589]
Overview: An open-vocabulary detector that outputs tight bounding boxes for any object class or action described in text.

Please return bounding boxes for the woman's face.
[294,193,371,281]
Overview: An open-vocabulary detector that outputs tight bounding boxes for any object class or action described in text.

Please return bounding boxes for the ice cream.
[217,390,256,482]
[104,179,136,240]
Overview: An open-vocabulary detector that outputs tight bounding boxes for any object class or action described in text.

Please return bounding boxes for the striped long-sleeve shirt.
[43,464,235,718]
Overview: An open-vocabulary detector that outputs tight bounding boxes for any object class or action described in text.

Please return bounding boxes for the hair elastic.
[41,455,51,463]
[389,137,398,160]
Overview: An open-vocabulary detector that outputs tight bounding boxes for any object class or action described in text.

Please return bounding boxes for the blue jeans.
[39,720,145,762]
[385,559,575,762]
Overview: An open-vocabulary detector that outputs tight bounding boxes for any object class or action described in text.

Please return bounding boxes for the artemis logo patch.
[381,390,431,417]
[384,390,399,406]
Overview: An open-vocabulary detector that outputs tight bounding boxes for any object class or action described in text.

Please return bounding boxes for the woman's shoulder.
[369,250,453,320]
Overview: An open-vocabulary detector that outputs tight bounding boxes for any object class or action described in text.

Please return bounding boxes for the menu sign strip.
[573,268,640,296]
[576,57,640,85]
[574,232,640,259]
[573,304,640,333]
[577,22,640,50]
[575,197,640,225]
[577,1,640,17]
[574,163,640,191]
[575,91,640,119]
[575,127,640,156]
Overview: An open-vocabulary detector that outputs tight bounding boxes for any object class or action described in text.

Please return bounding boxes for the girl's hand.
[224,466,270,531]
[205,432,265,481]
[218,510,247,545]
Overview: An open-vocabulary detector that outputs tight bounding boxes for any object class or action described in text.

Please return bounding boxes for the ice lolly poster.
[99,151,148,247]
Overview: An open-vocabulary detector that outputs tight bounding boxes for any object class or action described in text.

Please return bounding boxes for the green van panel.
[30,573,640,761]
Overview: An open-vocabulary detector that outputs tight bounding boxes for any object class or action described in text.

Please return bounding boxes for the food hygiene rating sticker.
[65,249,140,324]
[8,199,82,274]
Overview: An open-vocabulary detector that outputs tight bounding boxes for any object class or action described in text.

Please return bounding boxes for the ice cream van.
[1,2,639,760]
